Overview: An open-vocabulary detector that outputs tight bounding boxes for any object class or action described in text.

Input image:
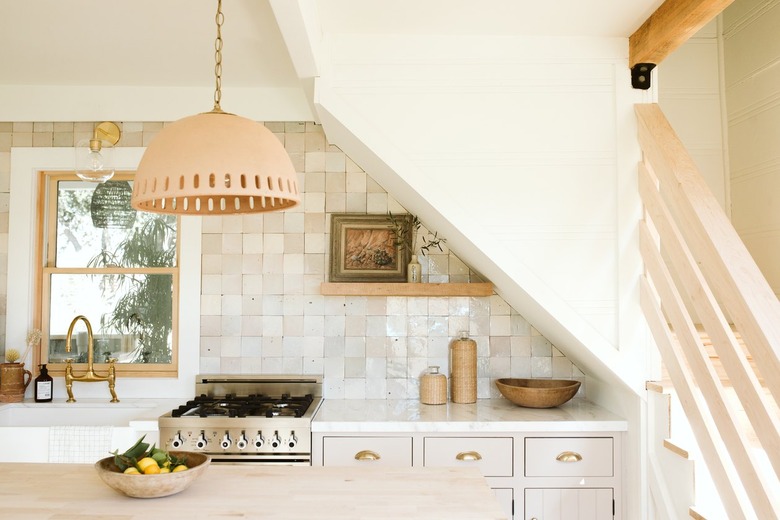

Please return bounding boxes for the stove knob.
[170,432,184,449]
[254,433,265,449]
[287,431,298,449]
[270,431,281,449]
[196,432,208,449]
[220,432,232,450]
[236,432,248,450]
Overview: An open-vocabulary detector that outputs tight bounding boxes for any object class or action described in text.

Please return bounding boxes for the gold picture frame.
[329,213,412,282]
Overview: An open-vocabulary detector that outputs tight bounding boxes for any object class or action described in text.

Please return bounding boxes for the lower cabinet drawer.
[423,436,513,477]
[322,436,412,467]
[525,437,613,477]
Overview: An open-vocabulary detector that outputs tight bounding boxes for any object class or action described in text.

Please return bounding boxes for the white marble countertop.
[0,398,181,429]
[312,398,627,433]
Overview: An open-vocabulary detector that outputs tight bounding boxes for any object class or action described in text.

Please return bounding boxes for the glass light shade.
[75,138,115,182]
[131,111,300,215]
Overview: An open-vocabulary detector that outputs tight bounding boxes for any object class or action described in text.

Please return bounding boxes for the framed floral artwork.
[329,213,412,282]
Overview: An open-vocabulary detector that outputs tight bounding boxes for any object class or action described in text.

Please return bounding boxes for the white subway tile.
[263,234,285,254]
[490,315,512,336]
[221,336,241,357]
[344,377,366,399]
[262,316,283,336]
[222,233,242,254]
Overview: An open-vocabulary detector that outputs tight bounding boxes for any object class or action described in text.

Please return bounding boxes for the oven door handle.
[354,450,381,461]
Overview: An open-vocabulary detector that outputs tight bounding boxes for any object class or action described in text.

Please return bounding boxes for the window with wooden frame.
[37,171,180,377]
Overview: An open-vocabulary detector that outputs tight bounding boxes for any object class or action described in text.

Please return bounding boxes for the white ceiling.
[1,0,662,92]
[0,0,298,88]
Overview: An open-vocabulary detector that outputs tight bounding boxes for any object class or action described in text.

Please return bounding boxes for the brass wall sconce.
[75,121,121,183]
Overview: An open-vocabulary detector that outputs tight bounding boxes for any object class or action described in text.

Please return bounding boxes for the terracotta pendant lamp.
[131,0,300,215]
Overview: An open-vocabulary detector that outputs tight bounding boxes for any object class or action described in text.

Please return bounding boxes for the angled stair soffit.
[270,1,649,395]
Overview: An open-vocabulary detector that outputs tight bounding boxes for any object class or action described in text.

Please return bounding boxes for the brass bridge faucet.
[64,315,119,403]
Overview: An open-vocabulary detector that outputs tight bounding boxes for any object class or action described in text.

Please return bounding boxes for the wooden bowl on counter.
[495,378,581,408]
[95,451,210,498]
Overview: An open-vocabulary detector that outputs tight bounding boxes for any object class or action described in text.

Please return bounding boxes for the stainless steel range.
[158,375,322,465]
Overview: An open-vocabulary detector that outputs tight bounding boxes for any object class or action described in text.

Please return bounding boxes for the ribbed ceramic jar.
[450,332,477,403]
[0,363,32,403]
[420,366,447,405]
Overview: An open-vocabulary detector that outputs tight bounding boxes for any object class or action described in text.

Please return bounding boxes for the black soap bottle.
[34,364,53,402]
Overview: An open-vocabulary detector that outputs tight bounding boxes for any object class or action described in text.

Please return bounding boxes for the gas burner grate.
[170,393,314,418]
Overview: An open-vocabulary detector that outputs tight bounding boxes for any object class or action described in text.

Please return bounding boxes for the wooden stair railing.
[636,103,780,519]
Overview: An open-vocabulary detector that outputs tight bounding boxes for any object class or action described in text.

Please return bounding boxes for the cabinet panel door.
[493,487,514,520]
[524,488,613,520]
[322,436,412,467]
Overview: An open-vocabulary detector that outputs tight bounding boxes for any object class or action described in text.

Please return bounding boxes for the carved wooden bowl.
[495,378,581,408]
[95,451,210,498]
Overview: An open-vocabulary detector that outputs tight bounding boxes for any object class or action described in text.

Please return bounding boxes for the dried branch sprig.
[5,348,20,363]
[419,229,446,256]
[387,212,447,257]
[26,329,42,347]
[16,329,42,366]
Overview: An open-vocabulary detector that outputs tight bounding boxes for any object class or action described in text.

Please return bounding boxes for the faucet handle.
[108,358,118,363]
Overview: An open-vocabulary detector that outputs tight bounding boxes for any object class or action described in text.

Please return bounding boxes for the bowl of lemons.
[95,435,210,498]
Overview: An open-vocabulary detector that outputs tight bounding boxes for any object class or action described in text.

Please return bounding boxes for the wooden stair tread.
[663,438,690,459]
[662,327,765,386]
[646,380,673,393]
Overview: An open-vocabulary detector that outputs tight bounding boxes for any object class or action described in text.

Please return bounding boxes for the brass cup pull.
[354,450,381,461]
[455,451,482,461]
[556,451,583,463]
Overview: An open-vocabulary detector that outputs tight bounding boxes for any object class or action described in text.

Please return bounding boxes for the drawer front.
[525,437,613,477]
[423,436,513,477]
[322,436,412,467]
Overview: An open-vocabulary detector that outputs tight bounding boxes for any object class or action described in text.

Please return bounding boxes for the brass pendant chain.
[213,0,224,112]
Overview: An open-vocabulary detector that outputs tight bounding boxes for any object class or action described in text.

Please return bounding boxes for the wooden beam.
[629,0,735,68]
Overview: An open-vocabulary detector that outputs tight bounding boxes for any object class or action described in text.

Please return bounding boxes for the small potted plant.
[387,212,447,283]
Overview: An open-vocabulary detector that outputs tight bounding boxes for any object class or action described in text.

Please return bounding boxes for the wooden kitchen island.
[0,463,506,519]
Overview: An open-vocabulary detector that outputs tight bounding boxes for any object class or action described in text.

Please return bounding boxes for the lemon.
[136,457,160,474]
[123,467,141,475]
[159,467,171,474]
[144,464,161,474]
[172,465,189,472]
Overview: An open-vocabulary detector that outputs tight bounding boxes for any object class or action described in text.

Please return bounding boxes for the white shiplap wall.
[314,34,650,391]
[724,0,780,298]
[658,20,728,211]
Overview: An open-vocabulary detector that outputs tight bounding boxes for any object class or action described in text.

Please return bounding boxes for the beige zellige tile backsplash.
[0,121,584,400]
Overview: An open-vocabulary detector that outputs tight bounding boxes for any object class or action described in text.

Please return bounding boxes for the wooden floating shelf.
[320,282,494,297]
